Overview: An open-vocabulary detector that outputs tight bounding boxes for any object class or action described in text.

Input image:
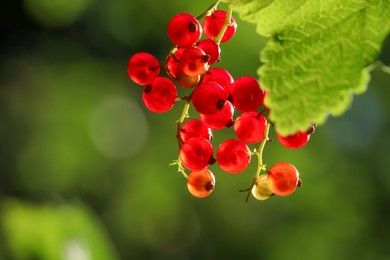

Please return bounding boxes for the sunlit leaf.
[222,0,390,135]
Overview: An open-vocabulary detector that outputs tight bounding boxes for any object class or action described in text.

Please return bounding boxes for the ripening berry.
[200,101,234,130]
[180,137,214,171]
[230,76,265,112]
[187,168,215,198]
[251,174,273,201]
[167,13,202,47]
[216,139,251,174]
[179,119,212,143]
[268,162,300,196]
[203,10,237,43]
[179,46,209,77]
[276,130,311,149]
[128,52,160,85]
[175,67,200,88]
[142,77,177,113]
[234,112,267,144]
[191,81,228,115]
[197,39,221,64]
[202,67,234,93]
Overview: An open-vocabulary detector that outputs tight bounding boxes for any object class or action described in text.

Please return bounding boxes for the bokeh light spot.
[88,96,149,159]
[24,0,91,28]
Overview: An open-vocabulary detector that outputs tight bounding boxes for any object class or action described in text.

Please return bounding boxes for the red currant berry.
[179,46,209,77]
[234,112,267,144]
[179,119,212,143]
[216,139,251,174]
[165,48,184,79]
[251,174,273,201]
[127,52,160,85]
[142,77,177,113]
[276,131,310,149]
[230,76,264,112]
[180,137,214,171]
[167,13,202,47]
[202,67,234,93]
[203,10,237,43]
[197,39,221,65]
[268,162,300,196]
[191,81,228,115]
[200,101,234,130]
[187,168,215,198]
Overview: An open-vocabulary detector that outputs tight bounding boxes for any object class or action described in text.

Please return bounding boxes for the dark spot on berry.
[151,65,160,71]
[216,99,225,110]
[189,22,198,32]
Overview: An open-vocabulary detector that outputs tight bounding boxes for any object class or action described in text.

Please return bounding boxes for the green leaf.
[221,0,390,135]
[1,199,119,260]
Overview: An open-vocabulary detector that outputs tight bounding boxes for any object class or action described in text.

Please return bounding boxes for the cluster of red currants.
[127,5,315,201]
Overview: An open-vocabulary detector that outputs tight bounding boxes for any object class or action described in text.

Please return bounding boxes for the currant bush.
[128,2,313,201]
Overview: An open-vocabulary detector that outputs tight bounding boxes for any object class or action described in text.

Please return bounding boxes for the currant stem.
[214,7,233,45]
[170,100,192,179]
[176,100,191,147]
[243,121,272,202]
[197,0,220,20]
[255,122,271,178]
[170,159,189,179]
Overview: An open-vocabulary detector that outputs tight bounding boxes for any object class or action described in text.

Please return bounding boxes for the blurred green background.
[1,1,390,259]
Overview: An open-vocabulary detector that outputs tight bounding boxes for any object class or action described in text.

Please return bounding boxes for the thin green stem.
[176,99,191,150]
[197,0,220,20]
[255,122,271,178]
[241,121,272,202]
[214,7,233,45]
[170,100,191,179]
[170,158,189,179]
